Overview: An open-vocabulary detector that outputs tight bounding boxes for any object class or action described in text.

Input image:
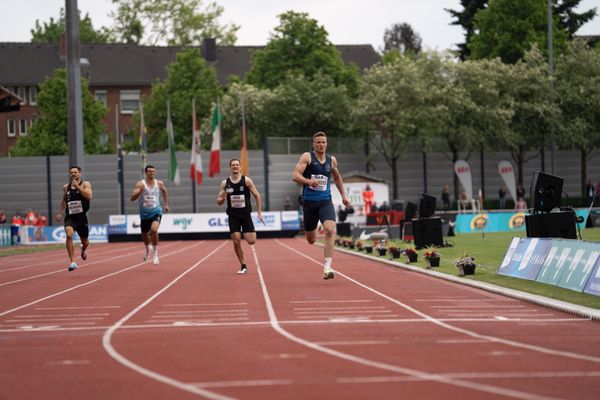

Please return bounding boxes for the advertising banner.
[21,225,108,244]
[536,240,575,285]
[497,237,552,280]
[556,242,600,292]
[498,160,517,202]
[454,160,473,200]
[583,259,600,296]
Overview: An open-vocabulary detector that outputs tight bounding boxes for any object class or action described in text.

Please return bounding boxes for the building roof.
[0,42,380,87]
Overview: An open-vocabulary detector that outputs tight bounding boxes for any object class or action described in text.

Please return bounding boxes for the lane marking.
[277,239,600,364]
[192,379,293,388]
[293,306,385,310]
[35,306,121,310]
[0,242,200,317]
[290,300,373,303]
[164,303,247,307]
[315,340,391,346]
[102,240,235,400]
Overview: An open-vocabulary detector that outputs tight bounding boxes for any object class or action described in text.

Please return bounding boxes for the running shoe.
[323,267,335,280]
[237,265,248,274]
[81,245,87,261]
[152,247,159,265]
[144,245,151,261]
[68,262,78,272]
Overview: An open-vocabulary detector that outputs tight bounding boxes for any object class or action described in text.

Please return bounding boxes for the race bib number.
[67,200,83,214]
[143,195,158,208]
[310,174,328,191]
[230,194,246,208]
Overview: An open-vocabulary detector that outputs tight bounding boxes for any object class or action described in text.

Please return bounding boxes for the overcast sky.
[3,0,600,52]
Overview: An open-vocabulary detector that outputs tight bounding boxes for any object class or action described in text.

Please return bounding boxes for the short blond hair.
[312,131,327,141]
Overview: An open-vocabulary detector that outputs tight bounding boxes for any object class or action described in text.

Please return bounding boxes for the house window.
[95,90,107,107]
[18,87,27,104]
[29,86,37,105]
[7,119,16,137]
[19,119,27,135]
[120,90,140,114]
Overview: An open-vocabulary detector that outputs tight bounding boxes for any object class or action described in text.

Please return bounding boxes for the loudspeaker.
[418,194,437,218]
[530,171,563,213]
[405,202,417,220]
[412,217,444,249]
[525,211,576,239]
[336,222,352,237]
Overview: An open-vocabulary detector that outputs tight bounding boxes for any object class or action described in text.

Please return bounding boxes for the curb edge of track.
[331,245,600,322]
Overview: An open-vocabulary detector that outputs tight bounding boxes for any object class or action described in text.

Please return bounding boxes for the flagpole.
[191,98,197,213]
[116,104,124,214]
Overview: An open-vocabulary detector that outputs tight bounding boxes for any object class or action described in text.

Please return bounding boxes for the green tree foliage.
[383,23,422,57]
[10,69,108,156]
[448,0,596,60]
[139,48,221,152]
[446,0,488,60]
[469,0,568,64]
[110,0,239,46]
[555,40,600,195]
[354,55,429,199]
[245,11,360,96]
[30,8,112,43]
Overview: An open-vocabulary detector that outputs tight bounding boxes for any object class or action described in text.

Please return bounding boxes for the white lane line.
[102,240,236,400]
[316,340,391,346]
[0,242,201,317]
[266,244,567,400]
[432,305,527,308]
[150,314,247,319]
[164,303,247,307]
[155,310,248,314]
[338,370,600,383]
[295,310,393,314]
[290,300,373,303]
[45,359,91,366]
[415,299,515,302]
[277,239,600,364]
[293,306,385,310]
[7,317,104,322]
[35,306,121,310]
[14,313,109,317]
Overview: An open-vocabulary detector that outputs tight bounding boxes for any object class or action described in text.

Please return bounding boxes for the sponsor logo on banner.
[509,212,526,229]
[24,225,108,244]
[470,214,488,230]
[173,217,193,230]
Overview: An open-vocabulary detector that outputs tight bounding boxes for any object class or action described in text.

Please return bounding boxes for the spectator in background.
[459,191,470,213]
[515,197,527,211]
[379,201,390,212]
[441,184,451,211]
[11,212,24,245]
[0,209,6,224]
[498,186,507,209]
[283,196,293,211]
[362,184,374,214]
[586,179,595,205]
[25,210,37,226]
[516,184,525,200]
[35,212,47,226]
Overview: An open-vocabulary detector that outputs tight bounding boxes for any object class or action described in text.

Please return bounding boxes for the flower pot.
[377,248,387,256]
[390,250,401,259]
[364,247,373,254]
[463,264,476,275]
[427,257,440,268]
[407,253,418,263]
[348,243,355,249]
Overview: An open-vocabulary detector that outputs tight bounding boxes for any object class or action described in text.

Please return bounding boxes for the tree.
[354,56,429,199]
[10,69,108,156]
[138,48,221,152]
[31,8,112,43]
[110,0,239,46]
[383,23,422,57]
[555,40,600,196]
[245,11,360,96]
[446,0,488,60]
[448,0,597,60]
[470,0,569,64]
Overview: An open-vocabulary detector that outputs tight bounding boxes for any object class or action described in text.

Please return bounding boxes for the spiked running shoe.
[152,247,159,265]
[237,265,248,274]
[68,262,78,272]
[81,245,87,261]
[323,268,335,280]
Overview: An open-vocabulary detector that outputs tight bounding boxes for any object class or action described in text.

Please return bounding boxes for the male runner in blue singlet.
[55,166,93,271]
[293,131,350,279]
[130,165,170,264]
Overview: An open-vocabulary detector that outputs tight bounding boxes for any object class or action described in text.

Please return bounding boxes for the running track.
[1,239,600,400]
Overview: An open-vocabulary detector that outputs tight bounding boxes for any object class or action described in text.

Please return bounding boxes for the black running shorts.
[302,199,336,232]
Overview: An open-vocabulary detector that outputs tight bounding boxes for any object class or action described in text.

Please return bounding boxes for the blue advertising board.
[497,237,552,280]
[21,225,108,244]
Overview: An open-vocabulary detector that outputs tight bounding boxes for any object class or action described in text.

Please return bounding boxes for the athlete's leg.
[80,237,89,260]
[322,220,336,259]
[232,232,245,265]
[150,220,160,247]
[244,232,257,245]
[65,226,75,262]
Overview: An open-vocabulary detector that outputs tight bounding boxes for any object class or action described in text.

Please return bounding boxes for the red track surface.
[1,238,600,399]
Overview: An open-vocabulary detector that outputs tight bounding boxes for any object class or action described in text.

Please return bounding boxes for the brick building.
[0,40,380,156]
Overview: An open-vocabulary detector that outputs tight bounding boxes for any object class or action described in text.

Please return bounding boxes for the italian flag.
[209,101,221,177]
[167,101,181,185]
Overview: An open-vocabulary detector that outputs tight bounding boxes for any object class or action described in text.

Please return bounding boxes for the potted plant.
[389,246,402,259]
[423,246,440,268]
[402,247,418,263]
[363,244,373,254]
[348,240,355,249]
[355,240,363,251]
[453,254,476,276]
[376,244,387,256]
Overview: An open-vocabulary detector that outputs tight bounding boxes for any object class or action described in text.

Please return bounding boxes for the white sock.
[324,257,332,269]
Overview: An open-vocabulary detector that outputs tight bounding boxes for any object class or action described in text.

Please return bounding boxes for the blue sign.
[497,237,552,280]
[23,225,108,244]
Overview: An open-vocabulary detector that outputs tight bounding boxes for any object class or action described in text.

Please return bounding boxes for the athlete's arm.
[77,181,93,201]
[292,152,318,189]
[216,180,226,206]
[331,156,351,207]
[55,185,68,222]
[246,177,265,225]
[130,181,144,201]
[158,180,170,212]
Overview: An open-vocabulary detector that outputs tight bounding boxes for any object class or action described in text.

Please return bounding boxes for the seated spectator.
[24,210,37,226]
[35,212,47,226]
[283,196,293,211]
[379,201,390,212]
